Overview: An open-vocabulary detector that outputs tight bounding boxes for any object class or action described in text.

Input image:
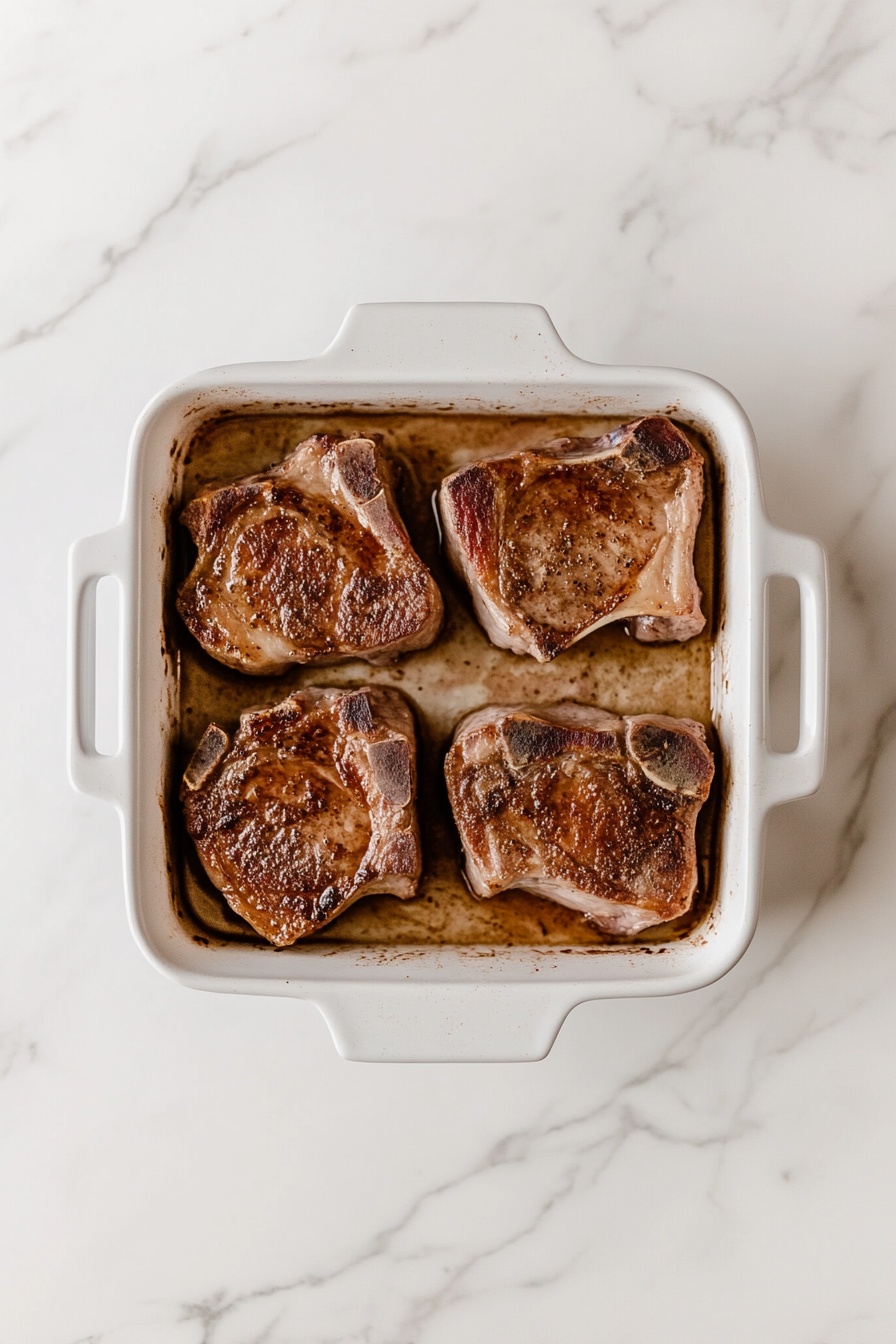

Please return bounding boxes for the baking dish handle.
[67,526,130,807]
[319,301,580,378]
[759,525,828,808]
[313,983,579,1064]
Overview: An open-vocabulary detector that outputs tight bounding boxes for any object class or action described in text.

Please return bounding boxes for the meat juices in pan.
[177,434,443,674]
[169,411,718,948]
[439,416,705,662]
[445,702,714,935]
[181,686,422,946]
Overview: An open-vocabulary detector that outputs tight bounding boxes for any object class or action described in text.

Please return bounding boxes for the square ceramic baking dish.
[67,303,827,1062]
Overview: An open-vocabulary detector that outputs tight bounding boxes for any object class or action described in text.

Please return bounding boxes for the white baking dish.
[67,303,827,1062]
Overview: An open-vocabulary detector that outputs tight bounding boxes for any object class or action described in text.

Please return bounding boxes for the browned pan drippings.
[164,412,721,948]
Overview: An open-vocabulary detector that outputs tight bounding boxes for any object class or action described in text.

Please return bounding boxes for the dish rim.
[67,302,828,1060]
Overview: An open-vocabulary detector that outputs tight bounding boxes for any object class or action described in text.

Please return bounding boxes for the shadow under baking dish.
[164,412,723,949]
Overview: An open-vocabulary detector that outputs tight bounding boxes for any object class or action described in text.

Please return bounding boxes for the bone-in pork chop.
[439,416,705,661]
[182,686,421,945]
[444,701,714,935]
[177,434,443,674]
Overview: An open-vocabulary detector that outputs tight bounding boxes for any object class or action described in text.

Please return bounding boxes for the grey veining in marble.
[2,1,895,1341]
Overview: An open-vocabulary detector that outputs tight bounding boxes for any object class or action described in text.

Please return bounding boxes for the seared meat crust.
[182,686,421,945]
[439,416,705,662]
[177,434,443,674]
[444,701,714,935]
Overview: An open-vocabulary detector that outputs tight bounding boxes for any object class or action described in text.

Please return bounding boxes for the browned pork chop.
[177,434,443,674]
[439,416,705,662]
[182,686,421,945]
[444,702,714,935]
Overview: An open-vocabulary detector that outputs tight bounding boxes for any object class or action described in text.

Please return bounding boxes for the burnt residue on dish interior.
[165,412,722,948]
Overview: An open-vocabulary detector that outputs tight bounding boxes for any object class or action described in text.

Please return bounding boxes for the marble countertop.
[2,1,895,1340]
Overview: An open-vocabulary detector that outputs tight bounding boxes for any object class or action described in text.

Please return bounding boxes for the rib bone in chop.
[182,686,421,945]
[177,434,443,674]
[439,416,705,661]
[444,702,714,935]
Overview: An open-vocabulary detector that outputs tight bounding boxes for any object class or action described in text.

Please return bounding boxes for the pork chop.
[444,701,714,935]
[177,434,443,674]
[439,416,705,661]
[182,686,421,945]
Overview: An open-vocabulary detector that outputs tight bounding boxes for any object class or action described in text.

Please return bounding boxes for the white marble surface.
[2,0,896,1339]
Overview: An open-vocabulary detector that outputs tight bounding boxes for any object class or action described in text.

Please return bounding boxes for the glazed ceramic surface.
[68,302,827,1062]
